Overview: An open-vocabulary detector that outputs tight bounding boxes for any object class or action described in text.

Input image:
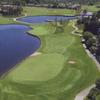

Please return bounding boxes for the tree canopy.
[0,0,99,5]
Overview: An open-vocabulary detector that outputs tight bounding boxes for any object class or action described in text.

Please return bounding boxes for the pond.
[0,24,40,76]
[17,15,76,24]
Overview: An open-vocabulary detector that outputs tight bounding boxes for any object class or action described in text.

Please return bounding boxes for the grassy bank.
[0,16,14,24]
[23,7,75,16]
[82,5,100,12]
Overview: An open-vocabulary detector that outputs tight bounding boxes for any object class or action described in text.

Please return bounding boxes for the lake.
[0,24,40,76]
[17,15,76,24]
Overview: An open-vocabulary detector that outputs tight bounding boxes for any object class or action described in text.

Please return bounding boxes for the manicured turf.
[30,24,55,35]
[82,5,100,12]
[23,7,75,16]
[7,53,66,82]
[0,16,14,24]
[0,20,99,100]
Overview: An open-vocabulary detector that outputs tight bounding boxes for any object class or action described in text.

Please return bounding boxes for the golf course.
[0,6,100,100]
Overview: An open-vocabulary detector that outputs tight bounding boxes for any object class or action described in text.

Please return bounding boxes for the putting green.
[7,53,66,82]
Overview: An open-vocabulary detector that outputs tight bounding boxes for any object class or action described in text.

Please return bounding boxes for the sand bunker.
[30,52,42,57]
[68,61,76,64]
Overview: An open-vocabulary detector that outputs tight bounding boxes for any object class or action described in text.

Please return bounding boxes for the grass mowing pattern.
[7,54,66,82]
[0,21,99,100]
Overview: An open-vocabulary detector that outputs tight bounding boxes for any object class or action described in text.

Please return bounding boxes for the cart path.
[71,21,100,100]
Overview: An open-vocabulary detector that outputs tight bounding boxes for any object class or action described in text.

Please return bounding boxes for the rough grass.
[97,95,100,100]
[29,23,55,36]
[23,7,75,16]
[0,16,14,24]
[0,21,99,100]
[82,5,100,12]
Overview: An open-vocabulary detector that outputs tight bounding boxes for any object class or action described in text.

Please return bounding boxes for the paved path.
[74,85,95,100]
[71,21,82,37]
[13,13,28,24]
[71,21,100,100]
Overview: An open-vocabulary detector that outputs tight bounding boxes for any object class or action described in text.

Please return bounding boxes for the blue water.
[0,24,40,76]
[17,15,76,24]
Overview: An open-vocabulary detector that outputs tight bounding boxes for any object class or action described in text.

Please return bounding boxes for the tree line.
[0,0,99,5]
[77,10,100,63]
[86,79,100,100]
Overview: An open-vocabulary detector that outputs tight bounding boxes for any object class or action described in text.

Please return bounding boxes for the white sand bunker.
[30,52,42,57]
[68,60,76,64]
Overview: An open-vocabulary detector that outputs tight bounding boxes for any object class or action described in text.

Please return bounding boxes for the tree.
[96,10,100,19]
[90,46,97,54]
[86,79,100,100]
[96,79,100,90]
[83,32,94,41]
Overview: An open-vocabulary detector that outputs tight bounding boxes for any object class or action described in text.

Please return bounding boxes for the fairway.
[0,16,14,24]
[23,7,75,16]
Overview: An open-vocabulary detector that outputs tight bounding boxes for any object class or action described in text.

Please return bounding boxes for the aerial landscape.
[0,0,100,100]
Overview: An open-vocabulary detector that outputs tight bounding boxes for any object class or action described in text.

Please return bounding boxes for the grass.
[0,20,99,100]
[82,5,100,12]
[97,95,100,100]
[6,53,66,82]
[0,16,14,24]
[23,7,75,16]
[29,23,55,36]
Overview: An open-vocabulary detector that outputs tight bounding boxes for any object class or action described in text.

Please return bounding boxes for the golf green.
[7,53,65,82]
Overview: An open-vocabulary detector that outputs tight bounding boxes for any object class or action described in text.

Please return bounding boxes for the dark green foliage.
[87,79,100,100]
[83,32,94,41]
[77,10,100,62]
[83,32,97,53]
[0,0,99,5]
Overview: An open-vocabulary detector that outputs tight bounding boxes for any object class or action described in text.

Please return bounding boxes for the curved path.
[13,13,28,24]
[71,21,100,100]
